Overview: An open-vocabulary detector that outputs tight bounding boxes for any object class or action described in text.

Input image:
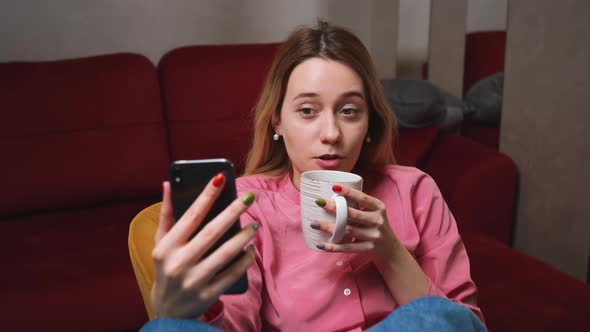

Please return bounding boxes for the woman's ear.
[271,112,281,133]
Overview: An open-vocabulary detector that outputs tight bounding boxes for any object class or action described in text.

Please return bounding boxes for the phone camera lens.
[171,165,183,185]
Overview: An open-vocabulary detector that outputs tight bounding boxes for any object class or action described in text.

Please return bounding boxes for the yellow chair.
[128,202,162,320]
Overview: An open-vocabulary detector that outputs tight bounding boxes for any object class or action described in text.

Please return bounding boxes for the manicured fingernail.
[212,173,225,187]
[251,221,259,230]
[332,185,342,193]
[316,244,325,250]
[248,243,256,252]
[242,192,255,206]
[315,198,326,207]
[310,222,321,229]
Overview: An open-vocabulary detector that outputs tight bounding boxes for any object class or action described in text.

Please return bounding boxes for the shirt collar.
[279,172,300,204]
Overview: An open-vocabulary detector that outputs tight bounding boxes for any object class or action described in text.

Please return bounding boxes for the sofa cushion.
[0,53,168,217]
[422,133,517,243]
[397,126,440,167]
[0,200,156,332]
[463,232,590,332]
[158,43,279,175]
[461,117,500,150]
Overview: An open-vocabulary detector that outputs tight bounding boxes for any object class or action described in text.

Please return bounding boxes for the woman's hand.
[151,173,258,319]
[312,184,429,305]
[311,184,403,266]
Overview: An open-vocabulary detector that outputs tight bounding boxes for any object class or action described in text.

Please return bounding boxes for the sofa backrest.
[158,43,279,175]
[463,30,506,94]
[422,132,517,243]
[397,126,441,167]
[0,53,169,218]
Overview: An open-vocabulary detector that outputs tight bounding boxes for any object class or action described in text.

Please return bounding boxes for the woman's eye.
[297,107,317,116]
[340,108,358,116]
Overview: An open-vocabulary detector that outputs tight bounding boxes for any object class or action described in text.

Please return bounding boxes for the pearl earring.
[365,136,371,144]
[273,133,280,141]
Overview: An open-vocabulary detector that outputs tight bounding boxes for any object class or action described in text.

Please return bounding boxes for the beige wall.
[397,0,508,79]
[0,0,398,77]
[466,0,508,32]
[427,0,467,97]
[396,0,431,78]
[1,0,507,80]
[501,0,590,281]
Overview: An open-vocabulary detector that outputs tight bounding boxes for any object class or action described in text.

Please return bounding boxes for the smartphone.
[168,158,248,294]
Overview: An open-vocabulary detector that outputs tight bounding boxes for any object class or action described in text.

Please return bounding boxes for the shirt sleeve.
[411,173,486,324]
[204,211,264,332]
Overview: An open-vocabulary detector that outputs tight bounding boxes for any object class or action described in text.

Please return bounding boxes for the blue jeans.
[367,297,487,332]
[141,296,487,332]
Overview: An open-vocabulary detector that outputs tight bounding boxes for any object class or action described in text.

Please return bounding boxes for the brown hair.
[244,20,397,177]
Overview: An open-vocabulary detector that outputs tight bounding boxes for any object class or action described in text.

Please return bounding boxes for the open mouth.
[318,155,342,160]
[315,155,344,169]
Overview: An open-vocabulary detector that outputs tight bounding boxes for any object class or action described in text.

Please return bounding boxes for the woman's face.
[276,57,369,189]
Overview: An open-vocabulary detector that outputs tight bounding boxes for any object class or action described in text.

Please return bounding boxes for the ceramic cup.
[300,170,363,251]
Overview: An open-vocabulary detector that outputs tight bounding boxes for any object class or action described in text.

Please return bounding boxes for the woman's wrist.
[376,244,429,305]
[375,237,406,269]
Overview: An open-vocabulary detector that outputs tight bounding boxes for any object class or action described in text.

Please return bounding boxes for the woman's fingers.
[201,244,256,299]
[183,222,258,289]
[332,185,384,211]
[150,173,258,320]
[319,199,378,227]
[156,181,175,244]
[172,173,227,241]
[180,192,255,267]
[320,241,376,253]
[155,174,226,255]
[311,220,379,241]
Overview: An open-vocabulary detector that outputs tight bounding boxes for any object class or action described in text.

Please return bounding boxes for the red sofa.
[422,31,506,150]
[1,44,588,332]
[461,30,507,150]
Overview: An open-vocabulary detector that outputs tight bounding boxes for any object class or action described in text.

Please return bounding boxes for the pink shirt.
[215,165,483,331]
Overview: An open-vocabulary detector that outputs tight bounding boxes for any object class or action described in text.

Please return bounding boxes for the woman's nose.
[319,112,342,144]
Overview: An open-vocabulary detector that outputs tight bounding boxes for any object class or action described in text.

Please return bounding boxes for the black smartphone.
[168,158,248,294]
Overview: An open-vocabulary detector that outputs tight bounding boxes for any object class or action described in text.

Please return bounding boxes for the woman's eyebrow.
[292,92,319,101]
[341,91,365,100]
[292,91,365,101]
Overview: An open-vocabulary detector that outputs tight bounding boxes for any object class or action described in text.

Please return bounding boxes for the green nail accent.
[251,220,259,230]
[310,222,321,229]
[242,192,255,206]
[315,198,326,207]
[316,243,325,250]
[248,243,256,252]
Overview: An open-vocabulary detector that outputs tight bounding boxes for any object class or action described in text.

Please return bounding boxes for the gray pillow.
[464,72,504,125]
[381,79,463,133]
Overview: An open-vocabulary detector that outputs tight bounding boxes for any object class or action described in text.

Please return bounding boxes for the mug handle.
[329,194,348,243]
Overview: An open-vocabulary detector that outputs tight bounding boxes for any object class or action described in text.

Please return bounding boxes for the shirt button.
[336,260,343,267]
[344,288,351,296]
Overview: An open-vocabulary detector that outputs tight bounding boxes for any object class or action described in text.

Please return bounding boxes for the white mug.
[300,170,363,251]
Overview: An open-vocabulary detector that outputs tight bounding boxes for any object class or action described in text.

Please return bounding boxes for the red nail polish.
[332,185,342,193]
[213,173,225,187]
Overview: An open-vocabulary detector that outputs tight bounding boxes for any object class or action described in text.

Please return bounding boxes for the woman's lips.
[314,157,343,169]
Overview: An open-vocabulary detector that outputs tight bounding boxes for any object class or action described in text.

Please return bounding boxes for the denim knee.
[368,296,487,332]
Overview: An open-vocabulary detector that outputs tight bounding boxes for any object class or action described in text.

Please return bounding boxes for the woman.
[145,21,485,332]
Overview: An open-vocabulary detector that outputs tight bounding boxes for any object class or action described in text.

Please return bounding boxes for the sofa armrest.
[421,133,517,244]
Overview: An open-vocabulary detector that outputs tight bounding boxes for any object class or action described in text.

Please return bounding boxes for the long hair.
[244,20,397,177]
